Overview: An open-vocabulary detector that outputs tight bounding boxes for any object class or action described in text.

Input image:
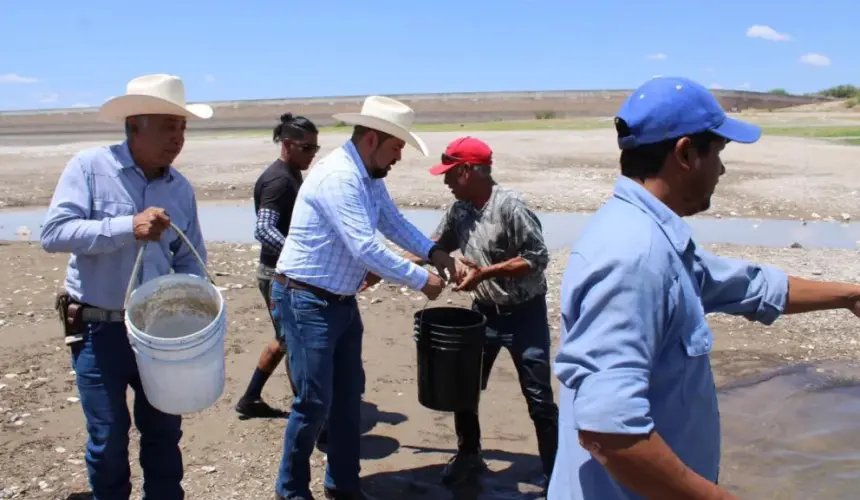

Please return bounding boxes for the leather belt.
[273,274,352,302]
[81,308,125,323]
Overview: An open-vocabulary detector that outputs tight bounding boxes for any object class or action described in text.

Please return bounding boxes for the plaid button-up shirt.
[276,140,434,295]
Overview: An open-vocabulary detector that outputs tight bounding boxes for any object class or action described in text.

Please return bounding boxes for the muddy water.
[3,204,860,250]
[718,361,860,499]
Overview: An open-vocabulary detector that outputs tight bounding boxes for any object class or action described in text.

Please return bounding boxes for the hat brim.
[711,116,761,144]
[429,162,459,176]
[98,95,214,124]
[332,112,429,156]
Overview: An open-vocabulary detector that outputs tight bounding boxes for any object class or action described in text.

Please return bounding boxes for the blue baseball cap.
[615,76,761,150]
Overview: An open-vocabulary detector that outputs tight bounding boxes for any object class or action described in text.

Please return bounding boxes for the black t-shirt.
[253,159,303,267]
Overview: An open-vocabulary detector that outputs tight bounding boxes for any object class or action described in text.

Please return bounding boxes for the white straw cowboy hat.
[99,74,214,123]
[332,95,428,156]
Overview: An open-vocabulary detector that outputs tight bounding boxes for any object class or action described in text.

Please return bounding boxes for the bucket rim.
[413,306,487,329]
[125,273,226,346]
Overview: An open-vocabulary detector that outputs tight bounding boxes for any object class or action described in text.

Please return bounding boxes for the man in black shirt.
[235,113,321,418]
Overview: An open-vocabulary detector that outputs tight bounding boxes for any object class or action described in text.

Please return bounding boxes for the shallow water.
[719,362,860,499]
[362,362,860,499]
[3,203,860,249]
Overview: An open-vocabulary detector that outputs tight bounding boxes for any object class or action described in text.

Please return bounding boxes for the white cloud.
[710,83,723,90]
[0,73,39,84]
[800,53,831,66]
[646,53,667,61]
[70,103,91,108]
[204,74,216,83]
[738,82,751,90]
[746,25,791,42]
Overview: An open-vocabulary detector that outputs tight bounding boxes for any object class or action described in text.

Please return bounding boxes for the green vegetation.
[198,119,860,146]
[760,126,860,138]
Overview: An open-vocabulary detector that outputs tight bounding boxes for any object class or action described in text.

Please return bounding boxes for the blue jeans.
[70,321,184,500]
[272,281,365,498]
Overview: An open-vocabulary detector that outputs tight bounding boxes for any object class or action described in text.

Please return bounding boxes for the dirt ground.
[1,121,859,222]
[2,241,860,499]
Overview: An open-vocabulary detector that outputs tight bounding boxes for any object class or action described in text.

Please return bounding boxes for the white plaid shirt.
[276,140,435,295]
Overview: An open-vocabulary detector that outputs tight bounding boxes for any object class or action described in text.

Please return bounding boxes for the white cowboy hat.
[332,95,428,156]
[99,74,213,123]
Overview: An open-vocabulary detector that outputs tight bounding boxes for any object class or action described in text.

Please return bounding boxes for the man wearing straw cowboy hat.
[272,95,464,500]
[41,73,211,500]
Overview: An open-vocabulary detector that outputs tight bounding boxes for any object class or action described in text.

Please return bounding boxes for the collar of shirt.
[115,140,174,182]
[342,140,371,183]
[612,175,692,255]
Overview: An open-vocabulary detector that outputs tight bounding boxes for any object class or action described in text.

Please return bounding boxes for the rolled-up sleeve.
[694,246,788,325]
[555,252,670,435]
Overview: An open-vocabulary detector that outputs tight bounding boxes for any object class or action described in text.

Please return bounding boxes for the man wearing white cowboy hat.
[272,95,466,500]
[40,73,211,500]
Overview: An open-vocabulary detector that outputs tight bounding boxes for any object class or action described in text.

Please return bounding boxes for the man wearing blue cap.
[548,76,860,500]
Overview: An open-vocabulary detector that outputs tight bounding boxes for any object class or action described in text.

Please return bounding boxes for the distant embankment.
[0,89,831,135]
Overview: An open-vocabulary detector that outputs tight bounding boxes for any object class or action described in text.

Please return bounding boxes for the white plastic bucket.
[123,224,227,416]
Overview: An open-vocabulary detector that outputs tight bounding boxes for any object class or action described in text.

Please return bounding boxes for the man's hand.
[359,272,382,293]
[429,248,459,283]
[421,272,446,300]
[453,259,485,292]
[133,207,170,241]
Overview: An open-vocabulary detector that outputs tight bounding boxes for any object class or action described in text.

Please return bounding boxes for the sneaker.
[235,398,287,418]
[440,452,488,486]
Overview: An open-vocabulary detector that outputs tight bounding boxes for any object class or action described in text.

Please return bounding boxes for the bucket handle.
[123,221,216,311]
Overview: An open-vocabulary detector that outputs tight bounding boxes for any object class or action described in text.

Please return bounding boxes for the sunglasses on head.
[441,153,466,165]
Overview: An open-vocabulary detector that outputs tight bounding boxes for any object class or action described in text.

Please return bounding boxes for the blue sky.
[0,0,856,111]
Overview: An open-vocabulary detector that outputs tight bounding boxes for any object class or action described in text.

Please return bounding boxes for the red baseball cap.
[429,136,493,176]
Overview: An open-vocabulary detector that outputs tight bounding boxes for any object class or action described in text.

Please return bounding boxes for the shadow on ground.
[363,446,546,500]
[315,400,408,460]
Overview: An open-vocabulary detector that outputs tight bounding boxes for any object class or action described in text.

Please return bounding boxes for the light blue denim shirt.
[40,142,207,311]
[548,176,788,500]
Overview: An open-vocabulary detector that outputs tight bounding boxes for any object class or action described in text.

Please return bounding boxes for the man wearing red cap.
[415,136,559,492]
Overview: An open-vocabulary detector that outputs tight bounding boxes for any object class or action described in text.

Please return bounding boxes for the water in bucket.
[124,225,227,416]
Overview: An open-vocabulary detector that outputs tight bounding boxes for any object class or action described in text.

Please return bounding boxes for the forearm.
[356,240,430,291]
[481,256,533,279]
[580,430,736,500]
[784,276,860,314]
[40,215,136,255]
[254,224,285,254]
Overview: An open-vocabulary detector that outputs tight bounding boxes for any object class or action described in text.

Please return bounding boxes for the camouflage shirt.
[433,184,549,306]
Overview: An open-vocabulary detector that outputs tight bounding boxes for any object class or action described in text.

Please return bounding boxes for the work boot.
[235,398,286,418]
[440,452,488,486]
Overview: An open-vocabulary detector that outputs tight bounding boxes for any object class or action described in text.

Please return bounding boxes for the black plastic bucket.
[413,307,486,412]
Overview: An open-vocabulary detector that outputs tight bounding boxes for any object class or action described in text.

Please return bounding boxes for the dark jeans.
[71,322,183,500]
[272,281,365,498]
[455,294,559,478]
[258,264,297,396]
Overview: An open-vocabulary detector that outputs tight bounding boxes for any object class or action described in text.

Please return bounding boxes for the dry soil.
[2,242,860,499]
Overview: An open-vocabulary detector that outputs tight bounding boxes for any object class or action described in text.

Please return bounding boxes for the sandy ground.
[1,125,859,222]
[2,241,860,499]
